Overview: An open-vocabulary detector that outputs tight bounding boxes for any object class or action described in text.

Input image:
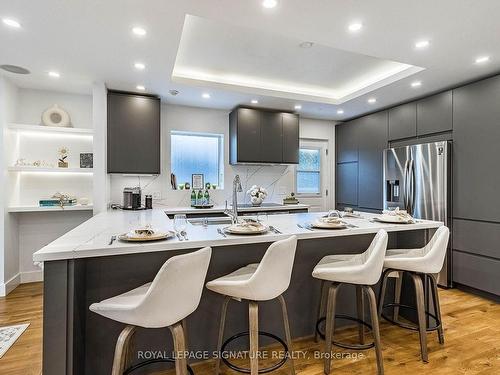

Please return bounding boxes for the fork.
[297,223,314,231]
[217,228,227,238]
[269,225,282,234]
[181,230,189,240]
[108,235,117,245]
[175,231,184,241]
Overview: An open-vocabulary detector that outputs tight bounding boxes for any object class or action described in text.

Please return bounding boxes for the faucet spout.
[225,175,243,224]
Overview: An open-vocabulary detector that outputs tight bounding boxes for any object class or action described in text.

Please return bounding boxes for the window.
[296,148,321,194]
[171,131,224,188]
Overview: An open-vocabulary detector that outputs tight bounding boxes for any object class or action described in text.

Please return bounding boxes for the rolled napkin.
[381,208,414,222]
[128,226,156,237]
[319,216,342,224]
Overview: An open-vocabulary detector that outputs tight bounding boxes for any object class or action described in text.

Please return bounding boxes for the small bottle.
[191,190,197,207]
[204,189,210,205]
[197,190,203,205]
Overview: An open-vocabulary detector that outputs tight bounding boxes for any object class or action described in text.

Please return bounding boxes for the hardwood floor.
[0,283,498,375]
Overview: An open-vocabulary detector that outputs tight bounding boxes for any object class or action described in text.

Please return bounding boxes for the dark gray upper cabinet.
[357,111,388,210]
[417,91,453,136]
[282,113,300,164]
[336,121,358,163]
[453,75,500,222]
[388,102,417,140]
[229,107,299,164]
[336,162,358,206]
[107,91,160,174]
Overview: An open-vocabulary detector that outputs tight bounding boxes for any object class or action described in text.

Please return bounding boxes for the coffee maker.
[122,187,142,210]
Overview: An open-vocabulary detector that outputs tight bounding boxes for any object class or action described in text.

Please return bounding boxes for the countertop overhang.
[33,209,443,262]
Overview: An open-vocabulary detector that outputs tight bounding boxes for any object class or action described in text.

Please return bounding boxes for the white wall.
[109,104,336,209]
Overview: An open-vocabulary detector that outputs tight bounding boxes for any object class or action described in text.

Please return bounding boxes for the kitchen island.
[34,209,443,375]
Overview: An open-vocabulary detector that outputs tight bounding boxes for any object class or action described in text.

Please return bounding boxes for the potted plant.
[247,185,268,207]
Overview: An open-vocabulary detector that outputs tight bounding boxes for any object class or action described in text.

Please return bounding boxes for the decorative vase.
[42,104,72,127]
[58,161,68,168]
[251,196,263,206]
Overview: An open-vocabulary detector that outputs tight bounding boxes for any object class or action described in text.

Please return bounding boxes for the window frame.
[170,130,225,189]
[295,145,322,197]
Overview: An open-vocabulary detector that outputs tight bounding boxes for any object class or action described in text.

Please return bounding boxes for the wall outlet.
[152,191,161,200]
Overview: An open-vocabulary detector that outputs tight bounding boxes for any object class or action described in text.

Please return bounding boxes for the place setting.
[298,210,358,231]
[371,207,416,224]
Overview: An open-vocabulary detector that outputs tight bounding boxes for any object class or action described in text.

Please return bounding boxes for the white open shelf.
[9,166,93,174]
[8,204,94,213]
[8,123,93,135]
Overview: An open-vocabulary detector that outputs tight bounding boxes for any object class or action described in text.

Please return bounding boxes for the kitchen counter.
[163,202,310,215]
[38,208,443,375]
[33,208,441,262]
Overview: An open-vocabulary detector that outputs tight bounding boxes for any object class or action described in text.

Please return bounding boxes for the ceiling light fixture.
[411,81,422,88]
[48,71,60,78]
[294,105,302,110]
[348,22,363,32]
[299,41,314,49]
[202,93,211,99]
[337,109,344,114]
[415,40,430,49]
[132,26,147,36]
[136,85,145,91]
[251,99,259,104]
[475,56,490,64]
[368,98,377,104]
[262,0,278,9]
[0,64,30,74]
[169,89,179,96]
[134,62,145,70]
[2,18,21,28]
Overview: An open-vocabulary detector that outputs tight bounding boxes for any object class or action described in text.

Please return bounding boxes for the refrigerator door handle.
[403,160,410,211]
[408,159,416,215]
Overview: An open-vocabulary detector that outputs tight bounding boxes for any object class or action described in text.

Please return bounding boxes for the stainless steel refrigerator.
[383,141,452,287]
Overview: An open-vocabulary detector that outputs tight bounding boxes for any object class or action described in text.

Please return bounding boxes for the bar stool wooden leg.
[324,283,340,375]
[393,272,403,321]
[365,286,384,375]
[429,274,445,344]
[249,301,259,375]
[111,325,136,375]
[182,318,189,354]
[170,322,189,375]
[315,280,326,342]
[411,273,428,362]
[215,296,231,375]
[278,295,296,375]
[377,270,390,318]
[356,285,365,345]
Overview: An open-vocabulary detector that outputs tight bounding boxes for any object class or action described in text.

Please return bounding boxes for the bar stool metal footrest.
[316,314,375,350]
[221,331,289,374]
[124,358,195,375]
[381,303,441,332]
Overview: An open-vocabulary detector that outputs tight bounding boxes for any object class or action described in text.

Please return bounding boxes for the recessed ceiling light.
[411,81,422,88]
[134,62,145,70]
[251,99,259,104]
[337,109,344,114]
[262,0,278,9]
[475,56,490,64]
[132,26,146,36]
[136,85,145,91]
[415,40,430,49]
[48,71,60,78]
[169,89,179,96]
[368,98,377,104]
[299,41,314,49]
[2,18,21,28]
[348,22,363,32]
[294,105,302,110]
[202,93,211,99]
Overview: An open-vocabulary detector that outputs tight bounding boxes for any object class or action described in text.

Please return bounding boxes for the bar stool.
[89,247,212,375]
[206,236,298,375]
[378,226,449,363]
[312,229,388,375]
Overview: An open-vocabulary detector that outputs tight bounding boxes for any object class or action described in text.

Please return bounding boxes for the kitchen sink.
[188,217,233,225]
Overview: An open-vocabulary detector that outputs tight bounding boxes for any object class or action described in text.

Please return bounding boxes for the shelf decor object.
[58,147,69,168]
[247,185,268,207]
[80,153,93,168]
[41,104,72,127]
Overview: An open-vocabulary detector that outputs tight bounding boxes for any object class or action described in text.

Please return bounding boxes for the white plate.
[375,215,413,224]
[312,221,347,229]
[118,231,175,242]
[224,224,269,235]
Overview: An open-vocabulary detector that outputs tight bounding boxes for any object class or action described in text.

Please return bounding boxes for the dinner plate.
[374,215,414,224]
[118,230,175,242]
[224,224,269,235]
[311,221,347,229]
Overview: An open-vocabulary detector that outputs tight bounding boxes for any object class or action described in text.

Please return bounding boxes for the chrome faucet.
[225,175,243,224]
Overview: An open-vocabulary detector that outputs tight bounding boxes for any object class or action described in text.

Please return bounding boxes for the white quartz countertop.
[163,203,309,215]
[33,209,443,262]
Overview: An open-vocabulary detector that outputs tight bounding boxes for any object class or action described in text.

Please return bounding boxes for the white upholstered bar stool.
[89,247,212,375]
[378,226,449,363]
[206,236,298,375]
[312,229,388,375]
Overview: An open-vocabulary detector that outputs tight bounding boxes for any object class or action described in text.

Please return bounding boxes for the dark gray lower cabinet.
[336,162,358,206]
[417,91,452,135]
[453,251,500,296]
[388,102,416,140]
[357,111,388,210]
[453,219,500,260]
[453,75,500,222]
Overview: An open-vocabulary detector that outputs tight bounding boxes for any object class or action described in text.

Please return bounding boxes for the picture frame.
[80,153,93,168]
[192,174,204,190]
